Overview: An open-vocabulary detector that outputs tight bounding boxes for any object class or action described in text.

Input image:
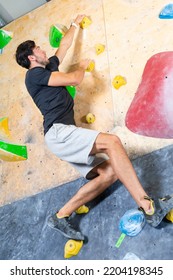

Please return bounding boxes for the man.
[16,15,173,241]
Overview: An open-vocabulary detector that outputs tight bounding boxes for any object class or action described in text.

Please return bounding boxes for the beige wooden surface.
[0,0,173,206]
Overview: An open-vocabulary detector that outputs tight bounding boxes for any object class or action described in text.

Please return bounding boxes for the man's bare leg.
[48,133,173,238]
[48,160,118,240]
[58,133,152,217]
[57,160,117,217]
[89,133,152,213]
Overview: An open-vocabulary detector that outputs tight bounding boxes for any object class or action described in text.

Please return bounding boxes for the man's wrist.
[70,22,78,28]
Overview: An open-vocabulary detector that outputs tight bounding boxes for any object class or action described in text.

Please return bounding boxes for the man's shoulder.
[25,66,51,90]
[46,55,60,71]
[26,67,47,79]
[48,55,59,64]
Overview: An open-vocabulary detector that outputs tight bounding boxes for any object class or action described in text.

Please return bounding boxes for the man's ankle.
[139,196,155,215]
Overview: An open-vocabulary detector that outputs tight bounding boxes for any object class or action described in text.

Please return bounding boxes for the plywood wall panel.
[103,0,173,158]
[0,0,113,206]
[1,0,173,206]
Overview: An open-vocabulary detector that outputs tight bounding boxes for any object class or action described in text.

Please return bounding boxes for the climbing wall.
[103,0,173,157]
[1,0,173,206]
[0,0,114,206]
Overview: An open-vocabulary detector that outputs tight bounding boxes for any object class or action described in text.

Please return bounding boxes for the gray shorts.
[45,123,108,179]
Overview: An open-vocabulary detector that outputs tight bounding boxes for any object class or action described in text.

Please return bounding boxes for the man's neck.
[30,62,45,69]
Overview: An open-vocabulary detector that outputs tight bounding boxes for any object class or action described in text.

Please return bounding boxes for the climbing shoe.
[47,213,85,241]
[139,195,173,227]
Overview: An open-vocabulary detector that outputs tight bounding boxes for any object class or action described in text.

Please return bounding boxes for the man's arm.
[48,59,91,87]
[55,14,85,64]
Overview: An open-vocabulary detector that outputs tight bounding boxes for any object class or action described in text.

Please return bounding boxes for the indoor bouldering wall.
[1,0,173,207]
[0,0,114,206]
[105,0,173,157]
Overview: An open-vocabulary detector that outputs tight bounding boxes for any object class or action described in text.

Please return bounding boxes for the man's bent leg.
[90,133,173,227]
[48,160,118,239]
[58,160,117,216]
[89,133,152,211]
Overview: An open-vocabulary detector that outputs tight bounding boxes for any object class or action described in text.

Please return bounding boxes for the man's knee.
[105,134,122,150]
[91,132,122,155]
[97,162,117,184]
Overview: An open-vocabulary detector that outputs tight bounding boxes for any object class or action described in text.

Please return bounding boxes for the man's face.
[32,46,49,66]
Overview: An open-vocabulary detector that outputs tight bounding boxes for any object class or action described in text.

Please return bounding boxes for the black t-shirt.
[25,56,75,134]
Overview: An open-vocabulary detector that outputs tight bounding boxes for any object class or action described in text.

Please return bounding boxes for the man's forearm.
[55,24,77,55]
[55,15,85,63]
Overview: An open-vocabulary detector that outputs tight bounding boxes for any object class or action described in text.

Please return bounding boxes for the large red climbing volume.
[125,52,173,139]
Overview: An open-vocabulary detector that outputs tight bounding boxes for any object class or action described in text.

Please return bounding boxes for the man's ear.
[28,54,36,62]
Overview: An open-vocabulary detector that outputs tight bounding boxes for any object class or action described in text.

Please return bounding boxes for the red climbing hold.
[125,52,173,139]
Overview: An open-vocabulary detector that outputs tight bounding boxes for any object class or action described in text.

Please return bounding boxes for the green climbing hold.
[66,86,76,99]
[0,29,13,49]
[0,141,28,161]
[49,24,68,48]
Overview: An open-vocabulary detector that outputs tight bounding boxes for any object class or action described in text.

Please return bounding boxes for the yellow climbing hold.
[75,205,89,214]
[80,16,92,29]
[0,149,26,161]
[112,75,127,90]
[0,117,11,139]
[0,117,28,162]
[165,209,173,223]
[86,61,95,72]
[95,44,105,55]
[86,113,95,124]
[64,239,83,259]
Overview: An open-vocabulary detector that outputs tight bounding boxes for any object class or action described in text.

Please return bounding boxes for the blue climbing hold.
[159,4,173,19]
[119,209,145,237]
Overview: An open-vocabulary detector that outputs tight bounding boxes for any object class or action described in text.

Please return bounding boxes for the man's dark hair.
[15,40,36,69]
